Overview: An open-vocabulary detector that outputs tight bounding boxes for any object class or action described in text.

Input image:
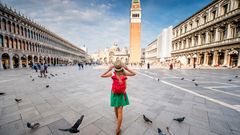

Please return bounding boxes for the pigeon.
[194,83,198,86]
[181,78,184,80]
[27,122,40,129]
[50,74,55,77]
[173,117,185,123]
[0,92,5,95]
[48,77,51,79]
[157,128,166,135]
[192,79,195,81]
[30,76,32,78]
[15,98,22,103]
[157,78,160,82]
[55,74,58,76]
[46,85,49,88]
[32,79,35,81]
[59,115,84,133]
[228,79,232,82]
[235,76,238,78]
[143,115,152,123]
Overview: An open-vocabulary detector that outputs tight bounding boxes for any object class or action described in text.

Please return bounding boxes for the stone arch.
[2,53,10,69]
[9,37,13,49]
[21,55,27,68]
[13,38,17,49]
[12,54,19,68]
[34,56,38,63]
[12,22,16,34]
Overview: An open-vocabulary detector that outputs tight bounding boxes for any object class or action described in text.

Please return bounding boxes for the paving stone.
[78,124,101,135]
[26,126,52,135]
[0,113,21,126]
[0,120,26,135]
[93,117,116,135]
[48,118,72,135]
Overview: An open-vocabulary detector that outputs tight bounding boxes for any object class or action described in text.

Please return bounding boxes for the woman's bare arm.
[123,66,136,76]
[100,65,114,78]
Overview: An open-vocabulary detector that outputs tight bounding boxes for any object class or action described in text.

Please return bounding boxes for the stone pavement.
[0,66,240,135]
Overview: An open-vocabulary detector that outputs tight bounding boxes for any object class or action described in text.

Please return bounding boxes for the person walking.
[101,60,136,135]
[44,63,48,74]
[40,62,46,77]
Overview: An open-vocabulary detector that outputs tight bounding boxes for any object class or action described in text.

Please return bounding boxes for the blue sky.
[3,0,212,53]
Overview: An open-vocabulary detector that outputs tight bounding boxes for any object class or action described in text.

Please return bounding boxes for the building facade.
[145,26,173,64]
[91,43,129,64]
[129,0,141,64]
[145,39,158,64]
[0,3,85,70]
[172,0,240,68]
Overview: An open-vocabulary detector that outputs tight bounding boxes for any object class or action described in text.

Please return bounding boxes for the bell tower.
[129,0,141,64]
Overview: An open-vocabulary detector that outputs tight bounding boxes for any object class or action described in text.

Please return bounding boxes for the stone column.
[19,56,22,68]
[204,52,209,66]
[9,54,13,69]
[26,55,29,68]
[237,51,240,67]
[198,34,201,45]
[191,36,194,47]
[223,50,229,66]
[37,56,39,63]
[0,53,3,70]
[186,38,189,48]
[212,50,219,66]
[227,24,232,39]
[49,57,51,66]
[206,31,209,44]
[32,55,34,64]
[215,28,220,42]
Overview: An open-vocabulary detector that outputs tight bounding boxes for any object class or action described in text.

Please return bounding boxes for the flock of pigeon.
[143,114,184,135]
[0,72,84,133]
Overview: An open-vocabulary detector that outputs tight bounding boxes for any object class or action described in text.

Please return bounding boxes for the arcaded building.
[172,0,240,68]
[0,4,85,70]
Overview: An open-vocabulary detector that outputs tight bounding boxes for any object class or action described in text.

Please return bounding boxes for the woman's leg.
[114,107,118,119]
[116,106,123,135]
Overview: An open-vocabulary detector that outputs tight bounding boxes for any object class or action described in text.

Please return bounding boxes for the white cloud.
[3,0,129,53]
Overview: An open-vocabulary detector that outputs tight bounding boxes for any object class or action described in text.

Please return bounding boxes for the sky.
[2,0,212,54]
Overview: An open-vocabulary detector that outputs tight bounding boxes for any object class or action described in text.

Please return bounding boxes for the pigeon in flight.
[0,92,5,95]
[228,79,232,82]
[181,78,184,80]
[27,122,40,129]
[192,79,195,81]
[50,74,55,77]
[59,115,84,133]
[32,79,35,81]
[194,83,198,86]
[143,115,152,123]
[46,85,50,88]
[235,76,238,78]
[15,98,22,103]
[173,117,185,123]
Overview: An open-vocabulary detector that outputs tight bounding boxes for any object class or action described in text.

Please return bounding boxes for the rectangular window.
[203,16,207,24]
[223,26,227,39]
[236,24,240,37]
[212,10,216,19]
[132,14,139,17]
[0,35,3,47]
[196,20,199,27]
[222,4,228,15]
[185,26,187,32]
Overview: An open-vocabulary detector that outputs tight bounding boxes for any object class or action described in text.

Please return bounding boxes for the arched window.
[2,18,6,31]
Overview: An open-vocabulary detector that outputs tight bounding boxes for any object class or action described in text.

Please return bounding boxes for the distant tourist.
[44,63,48,73]
[100,60,136,135]
[169,63,173,70]
[147,63,150,69]
[33,63,38,72]
[40,62,46,77]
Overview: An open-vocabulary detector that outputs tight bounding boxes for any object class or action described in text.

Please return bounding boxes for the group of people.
[32,62,48,77]
[78,63,84,70]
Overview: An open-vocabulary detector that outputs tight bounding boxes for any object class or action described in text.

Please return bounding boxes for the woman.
[101,60,136,135]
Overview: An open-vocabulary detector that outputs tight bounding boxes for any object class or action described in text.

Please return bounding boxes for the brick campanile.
[129,0,141,64]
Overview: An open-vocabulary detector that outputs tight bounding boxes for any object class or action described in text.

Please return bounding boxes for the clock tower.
[129,0,141,64]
